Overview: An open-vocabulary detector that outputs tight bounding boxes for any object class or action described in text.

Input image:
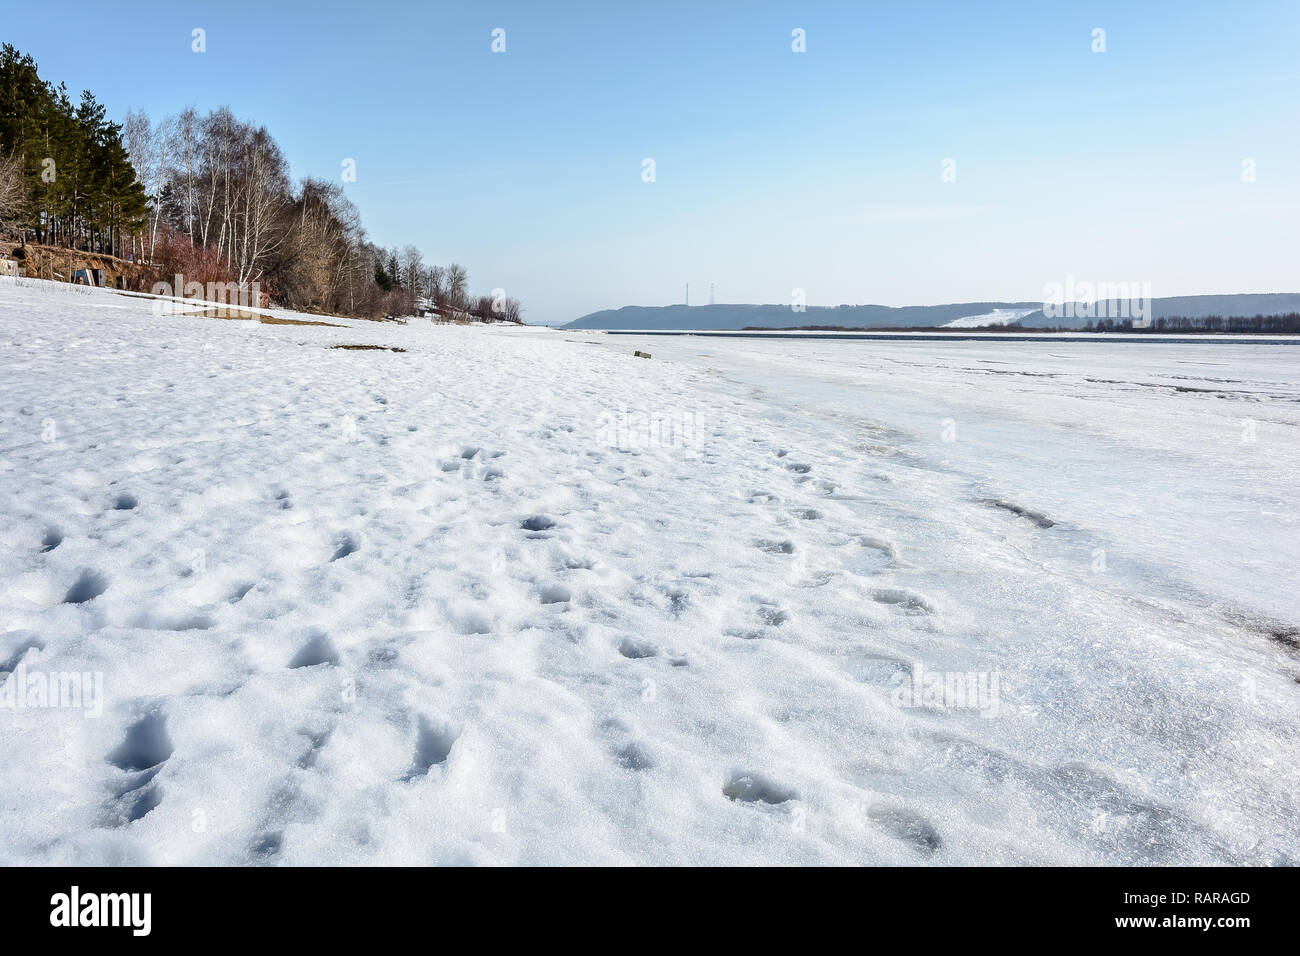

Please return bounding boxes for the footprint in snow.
[520,515,556,533]
[871,588,934,614]
[723,771,797,805]
[461,446,504,460]
[330,533,359,561]
[0,634,44,674]
[613,741,655,771]
[402,716,458,781]
[105,710,173,826]
[537,583,572,605]
[867,804,943,855]
[289,631,340,668]
[296,728,332,769]
[843,536,897,576]
[618,637,657,659]
[63,569,108,604]
[41,526,63,552]
[108,710,174,772]
[250,832,284,860]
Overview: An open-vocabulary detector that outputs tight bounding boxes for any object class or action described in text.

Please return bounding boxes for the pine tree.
[0,46,147,253]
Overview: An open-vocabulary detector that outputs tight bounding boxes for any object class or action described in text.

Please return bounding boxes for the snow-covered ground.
[1,278,1297,865]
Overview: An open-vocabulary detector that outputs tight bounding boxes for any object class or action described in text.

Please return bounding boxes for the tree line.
[0,44,521,323]
[1084,314,1300,333]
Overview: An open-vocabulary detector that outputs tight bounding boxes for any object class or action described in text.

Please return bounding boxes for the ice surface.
[1,278,1297,864]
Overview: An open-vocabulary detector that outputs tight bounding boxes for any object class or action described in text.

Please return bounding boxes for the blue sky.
[8,0,1299,324]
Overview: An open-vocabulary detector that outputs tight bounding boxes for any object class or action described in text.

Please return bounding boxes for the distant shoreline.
[565,296,1300,333]
[578,329,1300,344]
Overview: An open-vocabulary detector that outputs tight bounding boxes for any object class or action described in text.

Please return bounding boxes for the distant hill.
[565,302,1042,330]
[565,294,1300,331]
[1016,293,1300,327]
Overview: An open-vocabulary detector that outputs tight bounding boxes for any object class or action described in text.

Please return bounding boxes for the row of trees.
[1084,315,1300,333]
[370,250,520,322]
[0,44,522,323]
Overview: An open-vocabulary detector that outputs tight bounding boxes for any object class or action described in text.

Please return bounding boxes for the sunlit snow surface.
[1,279,1297,865]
